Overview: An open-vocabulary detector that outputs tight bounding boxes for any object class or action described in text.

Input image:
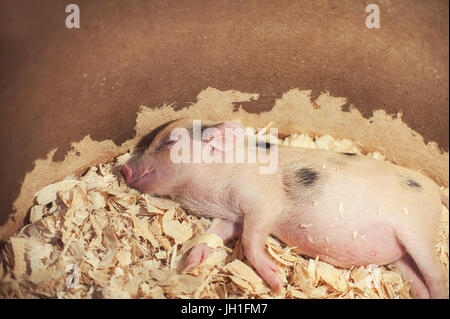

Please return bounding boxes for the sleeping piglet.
[122,119,449,299]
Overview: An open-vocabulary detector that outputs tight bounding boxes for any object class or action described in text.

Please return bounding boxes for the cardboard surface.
[0,0,448,241]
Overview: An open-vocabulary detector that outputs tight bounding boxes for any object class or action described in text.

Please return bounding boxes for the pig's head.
[121,119,246,197]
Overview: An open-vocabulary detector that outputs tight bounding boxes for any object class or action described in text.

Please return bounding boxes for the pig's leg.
[240,199,283,291]
[394,254,430,299]
[397,230,448,299]
[182,218,242,272]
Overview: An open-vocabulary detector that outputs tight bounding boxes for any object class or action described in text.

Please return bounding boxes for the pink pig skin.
[122,119,449,299]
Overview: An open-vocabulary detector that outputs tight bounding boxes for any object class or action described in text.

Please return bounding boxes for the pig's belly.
[275,218,406,268]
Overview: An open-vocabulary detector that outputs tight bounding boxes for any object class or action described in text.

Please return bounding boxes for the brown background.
[0,0,448,231]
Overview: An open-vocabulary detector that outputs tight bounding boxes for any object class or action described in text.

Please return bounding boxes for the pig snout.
[122,163,149,187]
[121,162,156,193]
[122,164,134,184]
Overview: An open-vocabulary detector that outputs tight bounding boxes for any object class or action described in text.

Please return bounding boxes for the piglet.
[122,119,449,299]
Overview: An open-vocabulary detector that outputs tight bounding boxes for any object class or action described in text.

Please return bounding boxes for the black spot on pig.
[406,179,422,189]
[399,175,423,191]
[282,162,327,204]
[256,140,273,149]
[296,168,319,187]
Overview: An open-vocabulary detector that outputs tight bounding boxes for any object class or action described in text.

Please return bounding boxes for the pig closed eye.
[156,139,175,151]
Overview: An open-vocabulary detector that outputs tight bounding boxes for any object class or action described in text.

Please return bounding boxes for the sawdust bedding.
[0,125,448,299]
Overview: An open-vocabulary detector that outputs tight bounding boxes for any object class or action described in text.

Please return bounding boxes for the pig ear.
[206,121,246,152]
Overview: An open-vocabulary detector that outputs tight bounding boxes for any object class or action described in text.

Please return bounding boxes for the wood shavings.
[9,238,28,279]
[34,179,80,205]
[316,262,348,292]
[159,272,204,297]
[314,135,335,150]
[0,127,448,300]
[266,246,294,267]
[162,210,193,244]
[180,232,224,254]
[146,196,180,211]
[223,259,268,294]
[370,152,386,161]
[283,133,316,149]
[29,205,44,223]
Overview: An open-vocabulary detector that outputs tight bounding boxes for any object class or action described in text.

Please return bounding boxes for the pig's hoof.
[182,243,211,272]
[254,258,281,292]
[267,272,282,292]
